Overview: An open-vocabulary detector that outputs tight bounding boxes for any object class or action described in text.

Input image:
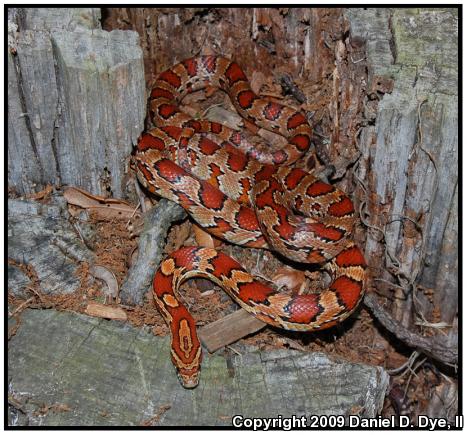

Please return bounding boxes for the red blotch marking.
[274,206,295,239]
[236,207,260,231]
[264,102,283,121]
[227,151,248,172]
[199,137,220,155]
[229,132,242,145]
[311,203,321,212]
[328,196,354,217]
[210,122,223,134]
[137,133,165,152]
[285,168,307,190]
[210,252,241,278]
[153,270,174,297]
[154,159,185,182]
[307,250,326,263]
[237,282,274,303]
[158,104,178,119]
[182,57,198,77]
[150,87,174,100]
[287,295,321,324]
[237,90,256,109]
[335,245,366,267]
[186,119,201,131]
[158,70,182,88]
[287,112,307,129]
[160,126,183,141]
[306,181,334,197]
[294,196,303,210]
[171,246,199,269]
[254,184,276,209]
[310,222,343,241]
[199,182,226,210]
[254,165,275,182]
[290,134,311,151]
[331,276,363,310]
[177,191,196,209]
[179,136,190,148]
[225,62,247,85]
[214,217,233,233]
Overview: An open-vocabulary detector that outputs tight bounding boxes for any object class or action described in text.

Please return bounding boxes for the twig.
[387,350,420,376]
[8,297,35,318]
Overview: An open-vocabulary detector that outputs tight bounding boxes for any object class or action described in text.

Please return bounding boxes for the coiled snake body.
[133,56,366,388]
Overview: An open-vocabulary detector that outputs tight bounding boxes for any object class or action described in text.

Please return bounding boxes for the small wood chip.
[84,302,127,321]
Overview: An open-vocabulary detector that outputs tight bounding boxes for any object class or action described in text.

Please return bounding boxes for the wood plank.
[198,309,266,353]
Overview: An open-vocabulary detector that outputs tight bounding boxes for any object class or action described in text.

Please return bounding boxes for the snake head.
[177,367,200,389]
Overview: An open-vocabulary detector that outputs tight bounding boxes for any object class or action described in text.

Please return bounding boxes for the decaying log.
[8,7,145,197]
[345,6,458,356]
[364,293,457,366]
[8,309,389,426]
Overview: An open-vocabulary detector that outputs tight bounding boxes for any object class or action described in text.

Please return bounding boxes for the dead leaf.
[63,186,140,220]
[250,71,267,95]
[24,184,53,201]
[273,267,307,295]
[193,224,222,248]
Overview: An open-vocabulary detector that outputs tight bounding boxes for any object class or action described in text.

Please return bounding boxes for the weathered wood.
[21,7,101,31]
[8,197,94,297]
[345,8,458,326]
[198,309,266,353]
[51,29,145,198]
[345,7,458,420]
[8,8,146,197]
[364,293,457,366]
[8,309,389,426]
[7,30,56,194]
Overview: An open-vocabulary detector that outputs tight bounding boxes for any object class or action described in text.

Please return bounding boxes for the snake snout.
[177,371,200,389]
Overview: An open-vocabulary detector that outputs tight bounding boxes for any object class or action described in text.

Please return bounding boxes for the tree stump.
[8,7,145,197]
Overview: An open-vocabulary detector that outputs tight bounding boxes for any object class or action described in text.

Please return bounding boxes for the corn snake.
[133,55,366,388]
